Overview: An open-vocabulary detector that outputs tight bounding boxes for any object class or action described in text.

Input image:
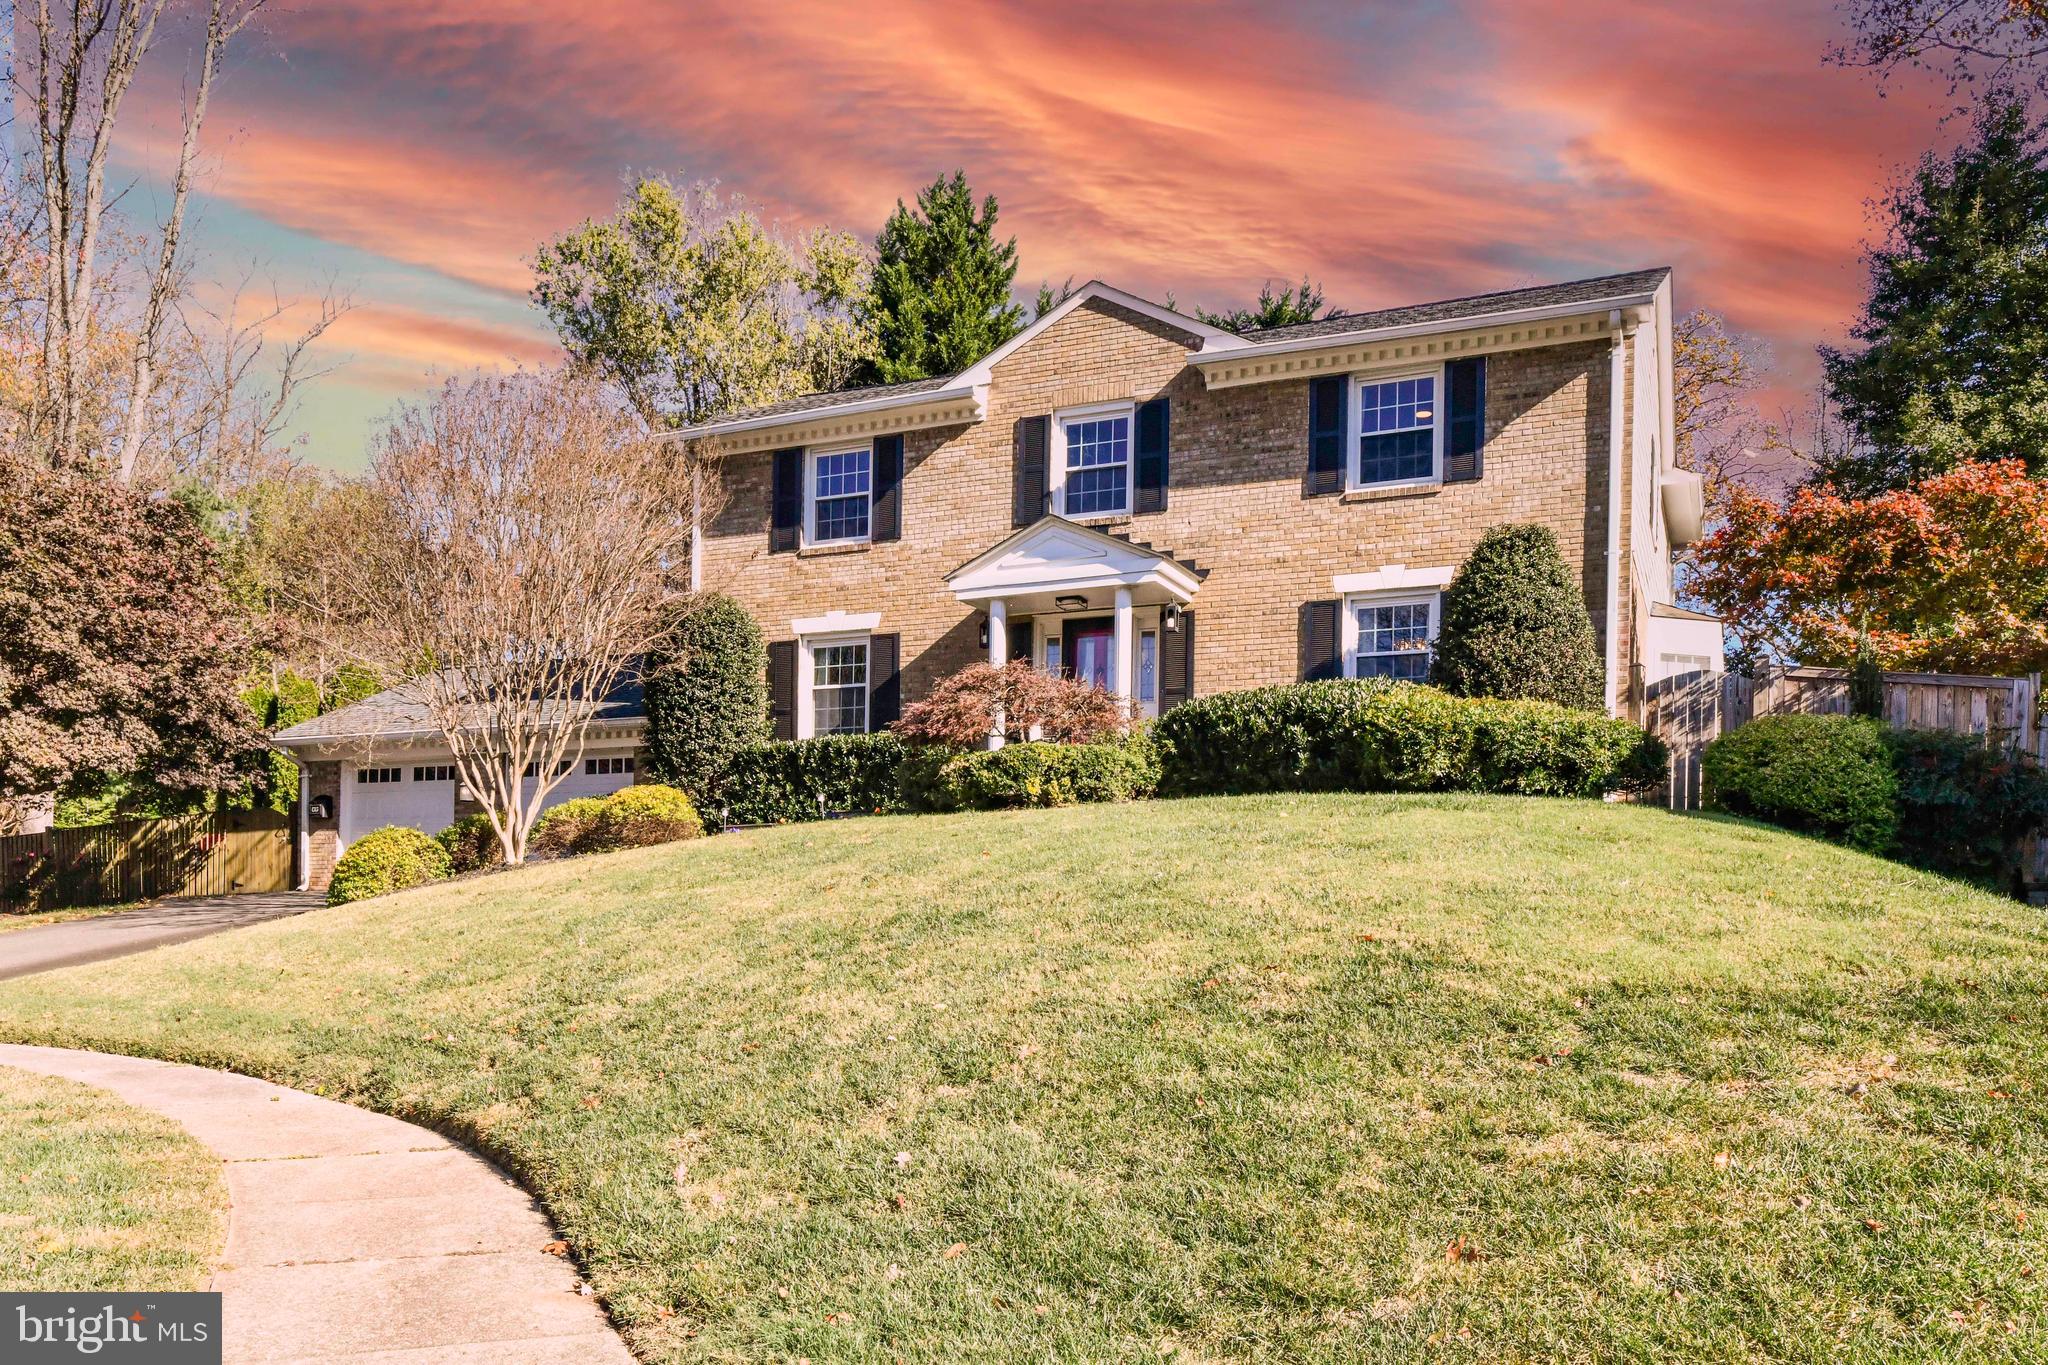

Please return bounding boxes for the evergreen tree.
[859,172,1025,383]
[1818,92,2048,495]
[1195,276,1341,333]
[1431,524,1605,711]
[642,594,769,808]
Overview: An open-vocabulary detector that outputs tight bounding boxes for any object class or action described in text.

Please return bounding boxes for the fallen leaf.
[894,1151,912,1169]
[1445,1236,1484,1263]
[542,1240,568,1256]
[1713,1150,1733,1171]
[942,1242,967,1260]
[1793,1194,1813,1210]
[1864,1219,1887,1234]
[885,1263,903,1281]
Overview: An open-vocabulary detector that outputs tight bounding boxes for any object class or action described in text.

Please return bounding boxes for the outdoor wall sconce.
[308,795,333,821]
[1163,603,1182,632]
[1054,594,1089,611]
[978,615,990,648]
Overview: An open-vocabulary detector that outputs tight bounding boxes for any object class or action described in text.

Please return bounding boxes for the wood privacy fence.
[0,809,292,913]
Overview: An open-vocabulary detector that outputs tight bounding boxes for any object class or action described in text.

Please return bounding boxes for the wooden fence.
[0,809,292,913]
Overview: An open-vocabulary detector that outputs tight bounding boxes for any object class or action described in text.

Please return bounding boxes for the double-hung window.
[807,446,871,544]
[1057,404,1132,517]
[1354,370,1440,488]
[810,637,869,735]
[1347,594,1438,681]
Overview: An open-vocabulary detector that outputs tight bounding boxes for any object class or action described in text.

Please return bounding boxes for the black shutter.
[1308,377,1346,496]
[1135,397,1170,514]
[871,434,903,540]
[1161,611,1194,710]
[770,447,804,553]
[767,640,797,739]
[1007,618,1034,662]
[867,633,900,730]
[1013,415,1049,526]
[1299,600,1341,680]
[1444,356,1486,484]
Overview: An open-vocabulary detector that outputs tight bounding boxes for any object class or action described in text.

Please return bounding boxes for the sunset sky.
[108,0,1967,468]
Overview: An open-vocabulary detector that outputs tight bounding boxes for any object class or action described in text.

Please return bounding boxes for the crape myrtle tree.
[1430,524,1605,711]
[857,172,1025,384]
[311,371,697,865]
[0,456,263,831]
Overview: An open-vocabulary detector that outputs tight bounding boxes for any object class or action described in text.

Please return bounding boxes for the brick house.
[683,268,1715,741]
[272,267,1718,891]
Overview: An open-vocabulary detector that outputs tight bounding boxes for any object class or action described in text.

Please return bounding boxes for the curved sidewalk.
[0,1044,634,1364]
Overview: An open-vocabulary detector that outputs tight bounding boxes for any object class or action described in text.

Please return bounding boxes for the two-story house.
[682,267,1715,741]
[274,267,1719,891]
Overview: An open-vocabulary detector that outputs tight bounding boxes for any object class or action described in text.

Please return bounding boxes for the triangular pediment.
[946,515,1205,600]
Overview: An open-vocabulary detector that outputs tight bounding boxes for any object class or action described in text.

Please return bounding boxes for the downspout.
[1605,310,1627,717]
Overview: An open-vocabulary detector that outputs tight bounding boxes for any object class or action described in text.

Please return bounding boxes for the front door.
[1063,620,1115,691]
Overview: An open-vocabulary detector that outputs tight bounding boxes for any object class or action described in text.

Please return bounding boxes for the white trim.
[801,441,874,548]
[955,282,1237,388]
[1051,400,1136,518]
[1190,286,1666,365]
[1605,315,1627,716]
[670,382,982,442]
[791,610,882,636]
[1331,564,1455,595]
[947,515,1202,605]
[1349,366,1444,491]
[295,768,310,892]
[796,629,872,741]
[1340,588,1442,681]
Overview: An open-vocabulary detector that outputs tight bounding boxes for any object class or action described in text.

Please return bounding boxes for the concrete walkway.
[0,1045,634,1364]
[0,891,324,981]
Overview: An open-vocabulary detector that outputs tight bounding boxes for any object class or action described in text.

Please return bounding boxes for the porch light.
[978,615,990,648]
[1163,603,1182,632]
[1054,594,1089,611]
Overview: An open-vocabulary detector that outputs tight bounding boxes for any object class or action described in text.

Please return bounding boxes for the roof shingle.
[1236,267,1671,345]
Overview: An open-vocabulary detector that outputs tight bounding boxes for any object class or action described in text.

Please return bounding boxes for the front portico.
[946,516,1205,730]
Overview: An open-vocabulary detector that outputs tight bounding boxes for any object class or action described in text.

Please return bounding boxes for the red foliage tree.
[892,661,1132,748]
[1691,459,2048,674]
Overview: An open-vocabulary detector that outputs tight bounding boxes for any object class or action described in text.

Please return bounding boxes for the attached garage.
[522,752,641,814]
[342,762,457,844]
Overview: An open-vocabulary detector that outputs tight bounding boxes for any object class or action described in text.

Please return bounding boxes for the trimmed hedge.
[1432,523,1604,710]
[529,797,609,857]
[643,593,769,806]
[1152,680,1665,799]
[720,733,910,824]
[435,813,504,874]
[1705,714,2048,888]
[583,784,703,851]
[328,826,451,906]
[1702,714,1899,852]
[900,736,1159,812]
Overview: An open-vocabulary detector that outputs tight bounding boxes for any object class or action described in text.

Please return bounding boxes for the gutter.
[1187,289,1664,367]
[666,383,983,443]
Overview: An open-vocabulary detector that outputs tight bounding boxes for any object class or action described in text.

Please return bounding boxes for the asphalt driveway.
[0,891,323,982]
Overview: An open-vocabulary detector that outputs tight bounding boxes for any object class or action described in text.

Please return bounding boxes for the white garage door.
[343,762,457,844]
[522,751,640,815]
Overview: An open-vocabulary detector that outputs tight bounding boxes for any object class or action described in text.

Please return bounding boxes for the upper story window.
[810,636,869,736]
[808,446,871,545]
[1347,593,1438,681]
[1056,404,1132,517]
[1354,371,1439,488]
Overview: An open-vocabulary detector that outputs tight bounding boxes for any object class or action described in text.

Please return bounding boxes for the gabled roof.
[946,514,1207,602]
[1232,267,1672,346]
[272,673,646,749]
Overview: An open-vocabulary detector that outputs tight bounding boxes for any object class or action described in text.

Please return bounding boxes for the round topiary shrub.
[529,797,609,858]
[1431,524,1604,711]
[583,784,703,852]
[327,826,452,906]
[643,594,769,807]
[435,812,505,875]
[1702,713,1898,851]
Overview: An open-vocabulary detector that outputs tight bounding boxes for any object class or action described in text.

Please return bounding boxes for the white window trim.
[1051,400,1136,519]
[796,630,871,740]
[1341,588,1441,680]
[803,442,873,548]
[1349,365,1444,492]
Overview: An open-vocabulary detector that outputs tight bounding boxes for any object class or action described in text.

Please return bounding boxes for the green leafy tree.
[1195,277,1340,333]
[1431,524,1605,711]
[533,178,875,424]
[1817,93,2048,495]
[859,172,1025,383]
[642,594,769,807]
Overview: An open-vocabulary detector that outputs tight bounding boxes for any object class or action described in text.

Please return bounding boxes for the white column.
[295,767,310,891]
[986,598,1007,749]
[1113,587,1134,703]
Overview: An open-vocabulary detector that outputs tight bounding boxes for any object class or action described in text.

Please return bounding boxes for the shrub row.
[899,736,1159,813]
[329,784,703,905]
[1703,713,2048,888]
[720,733,909,823]
[1150,680,1666,799]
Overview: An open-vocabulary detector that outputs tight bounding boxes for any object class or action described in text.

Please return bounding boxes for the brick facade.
[304,759,340,892]
[701,297,1641,715]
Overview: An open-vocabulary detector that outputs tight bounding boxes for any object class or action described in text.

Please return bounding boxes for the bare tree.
[312,372,701,865]
[22,0,268,479]
[1831,0,2048,99]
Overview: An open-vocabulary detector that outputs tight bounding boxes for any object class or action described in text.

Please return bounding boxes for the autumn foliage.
[1691,459,2048,674]
[891,661,1132,748]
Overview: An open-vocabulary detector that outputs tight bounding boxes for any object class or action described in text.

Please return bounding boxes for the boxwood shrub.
[327,825,452,906]
[719,733,910,824]
[1151,680,1665,799]
[529,797,609,857]
[435,812,504,874]
[899,736,1159,813]
[583,784,703,852]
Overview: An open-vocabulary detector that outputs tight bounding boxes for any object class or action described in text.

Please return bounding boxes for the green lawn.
[0,793,2043,1361]
[0,1066,225,1291]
